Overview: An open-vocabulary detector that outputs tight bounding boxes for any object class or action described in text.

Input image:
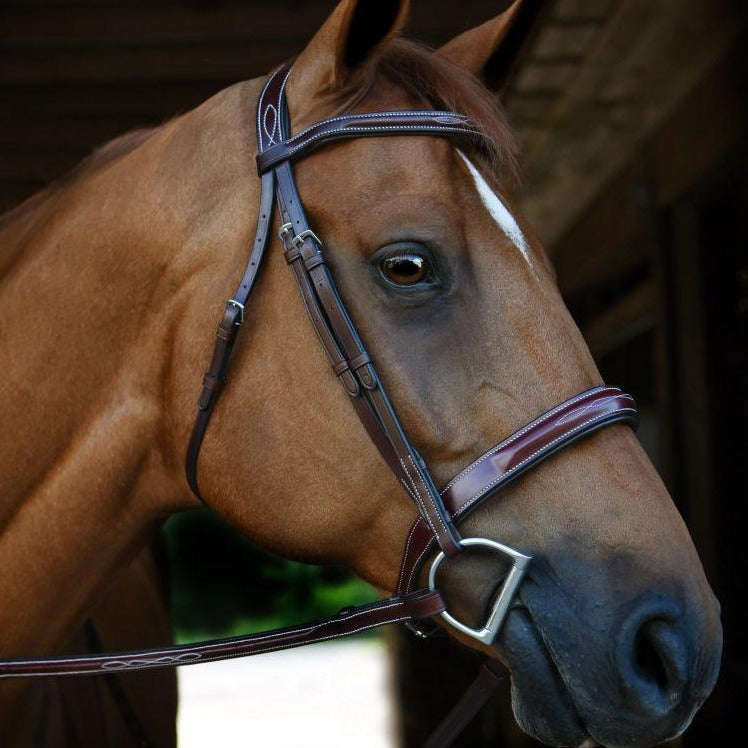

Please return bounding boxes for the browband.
[256,110,483,173]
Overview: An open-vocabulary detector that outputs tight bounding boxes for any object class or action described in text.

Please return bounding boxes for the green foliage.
[163,509,378,644]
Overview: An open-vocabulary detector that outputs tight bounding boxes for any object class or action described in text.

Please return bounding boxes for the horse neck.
[0,77,262,659]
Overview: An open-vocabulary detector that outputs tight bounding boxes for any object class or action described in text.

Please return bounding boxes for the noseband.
[0,64,638,745]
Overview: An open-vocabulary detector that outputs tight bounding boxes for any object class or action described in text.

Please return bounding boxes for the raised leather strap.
[257,110,483,174]
[396,387,638,594]
[0,590,445,678]
[185,105,278,497]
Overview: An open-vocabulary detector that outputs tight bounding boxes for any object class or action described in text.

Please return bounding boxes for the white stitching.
[195,615,414,663]
[263,104,279,146]
[25,599,413,668]
[224,616,413,658]
[271,125,482,165]
[278,66,292,108]
[554,394,628,427]
[399,458,446,540]
[407,453,451,539]
[14,610,417,676]
[440,387,617,493]
[398,474,439,540]
[256,79,266,149]
[406,544,431,592]
[401,408,635,592]
[257,66,292,152]
[456,410,637,516]
[396,522,421,591]
[288,110,466,141]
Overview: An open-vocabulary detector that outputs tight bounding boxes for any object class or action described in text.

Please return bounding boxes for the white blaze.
[456,150,532,267]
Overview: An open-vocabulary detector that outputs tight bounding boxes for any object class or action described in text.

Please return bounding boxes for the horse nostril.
[634,619,687,698]
[616,598,690,718]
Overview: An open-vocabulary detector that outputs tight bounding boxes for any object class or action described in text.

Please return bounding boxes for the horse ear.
[286,0,408,118]
[436,0,534,92]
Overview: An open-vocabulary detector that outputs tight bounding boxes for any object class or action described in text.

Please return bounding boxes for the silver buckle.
[226,299,245,325]
[290,229,321,249]
[428,537,532,645]
[277,224,321,249]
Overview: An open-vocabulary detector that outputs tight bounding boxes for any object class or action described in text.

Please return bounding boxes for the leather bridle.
[0,64,638,746]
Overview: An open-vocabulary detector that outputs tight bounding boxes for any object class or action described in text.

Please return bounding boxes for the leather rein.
[0,64,638,745]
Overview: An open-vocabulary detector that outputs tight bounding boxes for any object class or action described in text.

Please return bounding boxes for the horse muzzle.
[498,562,723,747]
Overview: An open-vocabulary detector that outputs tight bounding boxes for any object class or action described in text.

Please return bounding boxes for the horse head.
[0,1,719,745]
[171,2,721,744]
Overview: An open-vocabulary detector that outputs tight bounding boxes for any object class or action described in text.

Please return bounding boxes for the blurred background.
[2,0,746,745]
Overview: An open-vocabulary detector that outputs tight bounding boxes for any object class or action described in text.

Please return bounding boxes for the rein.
[0,64,638,745]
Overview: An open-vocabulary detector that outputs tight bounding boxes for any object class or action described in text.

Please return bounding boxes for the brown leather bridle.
[0,64,638,746]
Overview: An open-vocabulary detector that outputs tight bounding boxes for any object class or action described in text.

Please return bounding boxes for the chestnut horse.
[0,0,721,745]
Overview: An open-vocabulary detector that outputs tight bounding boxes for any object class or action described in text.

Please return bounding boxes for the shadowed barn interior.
[1,0,745,745]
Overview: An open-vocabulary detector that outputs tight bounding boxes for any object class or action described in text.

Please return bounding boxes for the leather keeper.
[339,369,361,398]
[348,352,372,371]
[217,309,240,339]
[197,376,224,411]
[356,362,377,391]
[299,241,325,271]
[202,373,224,391]
[283,246,301,265]
[332,360,350,376]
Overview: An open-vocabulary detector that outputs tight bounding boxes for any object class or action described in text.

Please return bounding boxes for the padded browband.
[257,110,483,173]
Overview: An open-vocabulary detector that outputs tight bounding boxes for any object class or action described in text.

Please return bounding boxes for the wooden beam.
[512,0,748,247]
[552,34,748,294]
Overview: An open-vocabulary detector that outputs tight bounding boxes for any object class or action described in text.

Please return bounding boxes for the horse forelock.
[325,38,521,184]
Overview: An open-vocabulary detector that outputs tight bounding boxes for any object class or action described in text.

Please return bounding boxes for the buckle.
[428,537,532,645]
[226,299,245,325]
[277,223,321,249]
[290,229,321,249]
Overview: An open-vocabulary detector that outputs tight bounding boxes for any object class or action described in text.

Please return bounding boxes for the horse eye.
[379,254,431,286]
